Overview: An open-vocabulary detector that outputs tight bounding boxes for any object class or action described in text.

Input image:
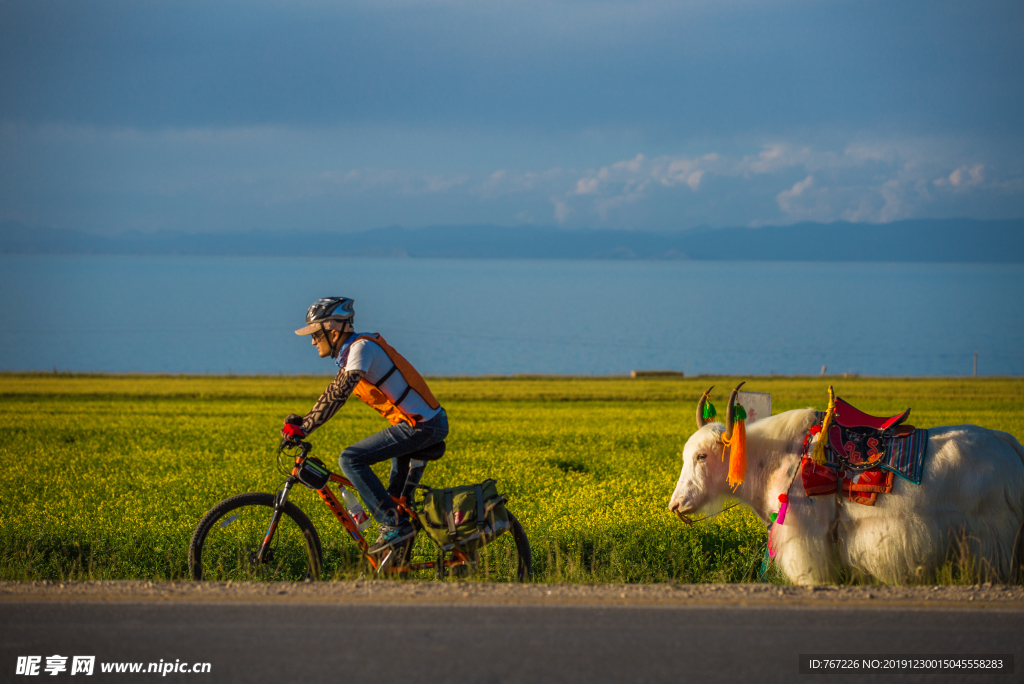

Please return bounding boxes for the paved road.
[2,600,1020,684]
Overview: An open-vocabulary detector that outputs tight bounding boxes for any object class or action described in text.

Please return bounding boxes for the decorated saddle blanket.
[801,456,894,505]
[801,407,929,506]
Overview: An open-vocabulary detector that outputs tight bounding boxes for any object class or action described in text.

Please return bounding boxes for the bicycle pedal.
[375,542,415,575]
[375,548,397,574]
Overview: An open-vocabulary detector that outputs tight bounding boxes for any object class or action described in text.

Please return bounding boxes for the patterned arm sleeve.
[302,369,364,435]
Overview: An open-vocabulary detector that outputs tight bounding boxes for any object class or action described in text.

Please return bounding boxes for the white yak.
[669,384,1024,585]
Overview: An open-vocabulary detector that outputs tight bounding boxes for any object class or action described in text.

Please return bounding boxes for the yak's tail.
[994,431,1024,583]
[996,429,1024,468]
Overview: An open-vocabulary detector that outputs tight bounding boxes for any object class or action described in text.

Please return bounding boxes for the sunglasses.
[311,331,325,343]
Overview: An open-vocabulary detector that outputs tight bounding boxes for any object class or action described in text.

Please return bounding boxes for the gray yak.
[668,384,1024,585]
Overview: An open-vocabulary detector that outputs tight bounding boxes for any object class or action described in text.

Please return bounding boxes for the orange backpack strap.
[366,334,441,410]
[347,334,440,427]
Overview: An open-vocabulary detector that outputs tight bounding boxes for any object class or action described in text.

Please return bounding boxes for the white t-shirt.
[336,333,441,422]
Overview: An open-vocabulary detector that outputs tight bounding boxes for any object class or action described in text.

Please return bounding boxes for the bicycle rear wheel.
[436,511,531,582]
[189,492,323,581]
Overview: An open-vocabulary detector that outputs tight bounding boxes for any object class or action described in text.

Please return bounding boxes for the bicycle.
[188,438,531,582]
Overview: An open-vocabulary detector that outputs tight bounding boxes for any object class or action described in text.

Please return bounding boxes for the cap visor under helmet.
[295,320,349,336]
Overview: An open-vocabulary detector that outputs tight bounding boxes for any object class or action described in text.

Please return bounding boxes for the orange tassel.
[724,418,747,490]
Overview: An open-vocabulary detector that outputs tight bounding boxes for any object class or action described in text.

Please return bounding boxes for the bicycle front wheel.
[189,492,323,581]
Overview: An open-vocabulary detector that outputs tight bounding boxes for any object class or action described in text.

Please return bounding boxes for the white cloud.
[612,153,645,173]
[552,199,571,223]
[6,121,1020,230]
[736,144,826,175]
[876,179,909,222]
[595,181,649,220]
[490,141,1022,225]
[424,174,470,193]
[650,154,717,190]
[475,167,565,198]
[775,175,815,216]
[934,164,984,189]
[844,144,890,163]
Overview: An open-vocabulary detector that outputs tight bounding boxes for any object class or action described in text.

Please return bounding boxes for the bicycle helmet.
[294,297,355,335]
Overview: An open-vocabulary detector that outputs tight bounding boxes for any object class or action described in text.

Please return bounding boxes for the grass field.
[1,373,1022,583]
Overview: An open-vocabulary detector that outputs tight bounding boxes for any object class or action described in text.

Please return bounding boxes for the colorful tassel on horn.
[703,399,717,421]
[723,403,747,490]
[811,385,836,465]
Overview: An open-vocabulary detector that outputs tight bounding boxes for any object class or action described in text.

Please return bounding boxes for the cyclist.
[282,297,448,556]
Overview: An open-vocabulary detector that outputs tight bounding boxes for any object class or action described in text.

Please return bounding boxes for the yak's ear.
[696,386,715,430]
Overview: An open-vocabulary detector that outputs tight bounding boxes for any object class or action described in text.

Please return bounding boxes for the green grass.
[1,373,1022,583]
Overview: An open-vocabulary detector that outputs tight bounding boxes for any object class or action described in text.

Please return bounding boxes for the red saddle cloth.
[800,456,894,506]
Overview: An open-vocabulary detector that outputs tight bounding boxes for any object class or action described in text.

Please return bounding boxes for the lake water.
[1,255,1021,376]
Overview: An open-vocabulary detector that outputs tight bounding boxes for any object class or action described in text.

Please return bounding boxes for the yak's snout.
[668,498,694,527]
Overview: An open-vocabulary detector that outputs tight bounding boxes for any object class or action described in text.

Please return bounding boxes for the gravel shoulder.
[3,580,1023,611]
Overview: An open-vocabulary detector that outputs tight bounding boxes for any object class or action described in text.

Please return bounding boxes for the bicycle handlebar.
[278,437,312,457]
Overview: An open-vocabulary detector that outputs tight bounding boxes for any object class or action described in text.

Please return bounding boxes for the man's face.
[311,329,337,358]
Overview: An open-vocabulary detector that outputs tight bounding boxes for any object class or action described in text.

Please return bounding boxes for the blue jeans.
[339,409,448,525]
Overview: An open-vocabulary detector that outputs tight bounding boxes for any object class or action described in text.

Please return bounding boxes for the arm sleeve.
[301,368,364,435]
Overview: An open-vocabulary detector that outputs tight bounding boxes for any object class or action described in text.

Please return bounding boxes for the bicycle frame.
[262,439,473,576]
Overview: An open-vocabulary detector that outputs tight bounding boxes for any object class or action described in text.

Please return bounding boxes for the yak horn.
[696,386,715,430]
[724,381,746,441]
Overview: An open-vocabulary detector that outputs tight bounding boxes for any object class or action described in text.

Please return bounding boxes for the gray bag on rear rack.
[419,479,511,552]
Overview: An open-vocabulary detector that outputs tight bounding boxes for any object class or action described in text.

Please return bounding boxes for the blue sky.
[1,0,1022,235]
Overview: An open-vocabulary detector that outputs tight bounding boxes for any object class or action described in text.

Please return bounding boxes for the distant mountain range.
[2,219,1022,262]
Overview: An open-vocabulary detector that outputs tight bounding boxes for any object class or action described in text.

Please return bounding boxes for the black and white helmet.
[294,297,354,335]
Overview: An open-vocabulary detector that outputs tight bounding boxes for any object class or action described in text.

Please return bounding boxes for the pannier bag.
[419,479,511,552]
[297,457,332,490]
